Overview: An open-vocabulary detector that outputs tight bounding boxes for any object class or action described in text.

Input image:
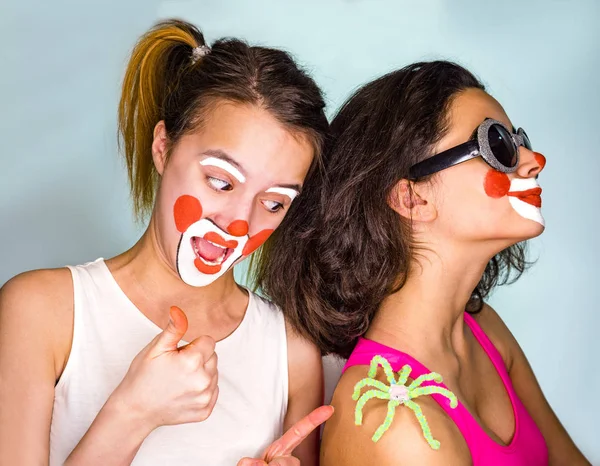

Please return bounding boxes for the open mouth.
[191,236,235,267]
[508,187,542,208]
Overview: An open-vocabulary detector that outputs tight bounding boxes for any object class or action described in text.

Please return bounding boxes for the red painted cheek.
[242,229,274,256]
[227,220,249,237]
[534,152,547,170]
[173,195,203,233]
[484,170,511,198]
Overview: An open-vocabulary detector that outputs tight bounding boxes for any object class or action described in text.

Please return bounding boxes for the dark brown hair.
[252,61,530,358]
[118,19,328,220]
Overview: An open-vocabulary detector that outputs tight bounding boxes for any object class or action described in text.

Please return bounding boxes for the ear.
[152,121,169,176]
[388,179,437,222]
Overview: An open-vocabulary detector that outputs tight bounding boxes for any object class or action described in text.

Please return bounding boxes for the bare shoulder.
[469,303,520,370]
[321,366,471,466]
[0,268,74,377]
[1,267,74,320]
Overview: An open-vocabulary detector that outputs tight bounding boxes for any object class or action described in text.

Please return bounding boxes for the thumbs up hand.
[110,306,219,430]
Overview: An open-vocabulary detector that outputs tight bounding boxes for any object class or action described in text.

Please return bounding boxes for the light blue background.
[1,0,598,461]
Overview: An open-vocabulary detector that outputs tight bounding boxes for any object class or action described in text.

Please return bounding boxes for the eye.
[207,176,232,192]
[262,199,284,213]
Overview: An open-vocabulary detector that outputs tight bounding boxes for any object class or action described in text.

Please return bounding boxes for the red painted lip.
[203,232,238,249]
[508,187,542,208]
[194,258,222,275]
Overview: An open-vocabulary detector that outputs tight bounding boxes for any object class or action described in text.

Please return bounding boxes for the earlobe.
[388,180,437,222]
[152,121,169,176]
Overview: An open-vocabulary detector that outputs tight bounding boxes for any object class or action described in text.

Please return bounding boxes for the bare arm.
[63,397,153,465]
[0,269,153,466]
[281,322,325,466]
[482,305,590,465]
[321,367,471,466]
[0,269,72,465]
[0,270,218,466]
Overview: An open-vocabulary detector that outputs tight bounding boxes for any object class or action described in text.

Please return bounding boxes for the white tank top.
[49,259,288,466]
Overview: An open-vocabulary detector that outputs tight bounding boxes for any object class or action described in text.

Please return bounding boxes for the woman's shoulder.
[1,267,74,313]
[321,366,471,466]
[0,267,74,378]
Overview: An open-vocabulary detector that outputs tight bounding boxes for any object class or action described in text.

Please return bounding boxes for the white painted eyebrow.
[265,187,300,201]
[200,157,246,183]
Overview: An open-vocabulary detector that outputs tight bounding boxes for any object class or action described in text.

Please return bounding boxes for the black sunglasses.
[408,118,532,180]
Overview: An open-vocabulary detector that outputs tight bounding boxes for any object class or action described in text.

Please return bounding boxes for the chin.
[505,213,546,243]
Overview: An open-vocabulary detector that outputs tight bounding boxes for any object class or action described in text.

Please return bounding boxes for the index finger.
[264,405,334,461]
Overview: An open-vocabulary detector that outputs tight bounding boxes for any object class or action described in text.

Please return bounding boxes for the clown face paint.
[200,156,246,183]
[265,186,300,202]
[484,170,544,226]
[173,195,274,287]
[507,177,544,226]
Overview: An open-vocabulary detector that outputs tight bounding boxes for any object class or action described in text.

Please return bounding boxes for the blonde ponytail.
[118,20,204,220]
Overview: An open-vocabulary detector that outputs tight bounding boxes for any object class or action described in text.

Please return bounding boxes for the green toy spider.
[353,355,458,449]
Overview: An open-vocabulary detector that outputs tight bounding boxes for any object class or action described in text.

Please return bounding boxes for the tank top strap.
[463,312,510,379]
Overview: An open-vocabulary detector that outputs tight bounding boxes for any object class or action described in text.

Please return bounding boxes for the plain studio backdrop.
[1,0,598,461]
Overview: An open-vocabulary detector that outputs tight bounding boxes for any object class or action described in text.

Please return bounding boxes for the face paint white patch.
[508,197,545,227]
[509,178,539,192]
[265,187,299,201]
[507,177,545,227]
[177,219,249,287]
[200,157,246,183]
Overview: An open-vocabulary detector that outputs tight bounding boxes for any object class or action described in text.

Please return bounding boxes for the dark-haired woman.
[0,20,332,466]
[256,61,590,465]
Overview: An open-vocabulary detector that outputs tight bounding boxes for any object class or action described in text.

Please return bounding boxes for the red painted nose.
[227,220,249,237]
[534,152,546,171]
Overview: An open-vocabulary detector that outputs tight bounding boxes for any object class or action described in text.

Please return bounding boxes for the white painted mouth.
[509,177,541,192]
[508,197,545,227]
[508,178,545,227]
[177,219,249,287]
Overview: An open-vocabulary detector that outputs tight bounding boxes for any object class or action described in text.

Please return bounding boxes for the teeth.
[192,240,228,266]
[199,256,225,266]
[205,239,226,249]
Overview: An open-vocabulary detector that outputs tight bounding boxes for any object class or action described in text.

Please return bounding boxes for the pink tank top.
[343,313,548,465]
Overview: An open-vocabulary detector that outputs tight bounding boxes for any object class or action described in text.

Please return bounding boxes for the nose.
[516,146,546,179]
[227,219,249,237]
[209,194,254,237]
[222,199,253,237]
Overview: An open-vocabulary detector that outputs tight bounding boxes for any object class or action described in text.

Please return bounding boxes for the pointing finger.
[263,405,334,461]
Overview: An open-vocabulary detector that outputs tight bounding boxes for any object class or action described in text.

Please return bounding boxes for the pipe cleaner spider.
[353,355,458,449]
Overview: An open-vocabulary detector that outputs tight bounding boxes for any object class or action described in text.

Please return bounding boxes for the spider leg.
[404,400,441,450]
[369,355,397,385]
[407,372,443,391]
[396,364,412,386]
[372,400,401,442]
[352,378,390,400]
[410,386,458,408]
[355,389,391,425]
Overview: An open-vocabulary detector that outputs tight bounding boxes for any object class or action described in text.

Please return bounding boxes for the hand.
[109,306,219,430]
[237,405,334,466]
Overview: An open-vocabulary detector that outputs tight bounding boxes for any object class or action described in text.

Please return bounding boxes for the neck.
[368,240,494,355]
[110,215,243,320]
